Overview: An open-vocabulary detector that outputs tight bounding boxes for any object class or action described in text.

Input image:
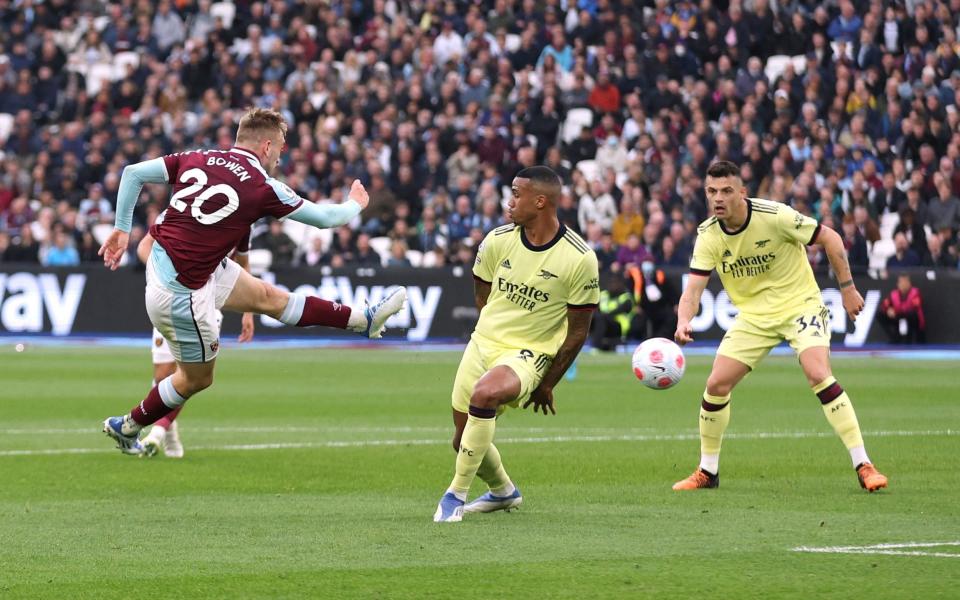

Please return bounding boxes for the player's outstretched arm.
[286,179,369,230]
[675,273,709,345]
[99,158,168,270]
[816,225,865,321]
[523,309,594,415]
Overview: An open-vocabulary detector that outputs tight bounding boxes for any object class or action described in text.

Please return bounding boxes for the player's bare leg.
[435,367,521,522]
[799,347,888,491]
[223,268,406,338]
[673,354,750,490]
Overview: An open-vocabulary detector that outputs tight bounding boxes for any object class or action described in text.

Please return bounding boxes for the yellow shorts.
[717,302,831,370]
[451,335,551,416]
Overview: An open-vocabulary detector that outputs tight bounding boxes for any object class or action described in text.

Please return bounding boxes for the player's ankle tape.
[469,405,497,419]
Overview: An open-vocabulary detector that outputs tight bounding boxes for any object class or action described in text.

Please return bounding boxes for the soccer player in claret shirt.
[672,161,888,492]
[136,231,256,458]
[98,108,407,454]
[433,166,600,523]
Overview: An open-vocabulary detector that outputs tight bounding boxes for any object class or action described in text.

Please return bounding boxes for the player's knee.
[705,373,734,397]
[470,382,504,410]
[183,371,214,395]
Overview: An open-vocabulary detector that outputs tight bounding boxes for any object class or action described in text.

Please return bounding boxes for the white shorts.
[145,257,241,363]
[152,310,223,364]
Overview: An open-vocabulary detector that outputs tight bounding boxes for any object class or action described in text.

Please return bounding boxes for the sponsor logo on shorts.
[155,337,164,347]
[210,340,219,353]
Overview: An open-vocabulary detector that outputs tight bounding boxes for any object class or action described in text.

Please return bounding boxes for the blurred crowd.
[1,0,959,273]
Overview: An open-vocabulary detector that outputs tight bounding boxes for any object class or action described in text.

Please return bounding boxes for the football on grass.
[632,338,685,390]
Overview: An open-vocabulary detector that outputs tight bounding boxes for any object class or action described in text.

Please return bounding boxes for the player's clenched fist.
[674,321,694,345]
[841,286,865,321]
[348,179,369,209]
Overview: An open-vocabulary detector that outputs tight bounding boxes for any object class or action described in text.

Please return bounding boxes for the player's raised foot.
[139,426,164,458]
[433,492,464,523]
[102,416,143,455]
[163,421,184,458]
[856,462,888,492]
[672,468,719,490]
[464,488,523,514]
[363,286,407,339]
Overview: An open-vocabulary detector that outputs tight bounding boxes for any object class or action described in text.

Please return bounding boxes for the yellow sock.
[450,413,496,496]
[699,392,731,474]
[476,443,513,495]
[813,377,869,466]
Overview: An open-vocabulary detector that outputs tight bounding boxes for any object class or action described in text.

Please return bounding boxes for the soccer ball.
[631,337,685,390]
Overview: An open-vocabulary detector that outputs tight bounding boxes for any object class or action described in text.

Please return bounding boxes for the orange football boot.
[856,463,889,492]
[672,468,719,490]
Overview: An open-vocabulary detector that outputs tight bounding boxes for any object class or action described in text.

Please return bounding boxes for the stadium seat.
[0,113,13,145]
[562,108,593,145]
[246,248,273,275]
[420,250,441,268]
[210,1,236,29]
[790,54,808,75]
[368,236,391,266]
[879,212,900,240]
[869,238,896,270]
[91,223,115,246]
[85,63,114,96]
[575,159,600,182]
[282,218,310,247]
[830,41,854,62]
[112,51,139,81]
[92,15,111,32]
[406,249,423,267]
[764,55,793,84]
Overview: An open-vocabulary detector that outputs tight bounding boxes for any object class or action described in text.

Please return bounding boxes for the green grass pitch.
[0,345,957,598]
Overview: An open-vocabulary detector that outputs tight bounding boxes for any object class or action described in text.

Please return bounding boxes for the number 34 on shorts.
[794,305,831,337]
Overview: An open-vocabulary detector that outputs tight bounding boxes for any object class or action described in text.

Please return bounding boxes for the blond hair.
[236,107,288,144]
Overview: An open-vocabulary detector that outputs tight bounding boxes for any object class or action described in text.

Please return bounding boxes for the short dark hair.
[706,161,741,179]
[515,166,562,200]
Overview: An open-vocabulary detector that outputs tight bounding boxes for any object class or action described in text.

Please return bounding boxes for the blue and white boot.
[433,492,465,523]
[362,286,407,339]
[464,487,523,514]
[102,416,143,455]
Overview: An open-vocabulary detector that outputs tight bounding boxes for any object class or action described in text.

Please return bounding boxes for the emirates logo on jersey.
[720,252,776,279]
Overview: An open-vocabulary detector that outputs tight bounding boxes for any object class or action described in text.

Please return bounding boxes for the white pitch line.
[0,429,955,458]
[793,542,960,559]
[0,426,457,435]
